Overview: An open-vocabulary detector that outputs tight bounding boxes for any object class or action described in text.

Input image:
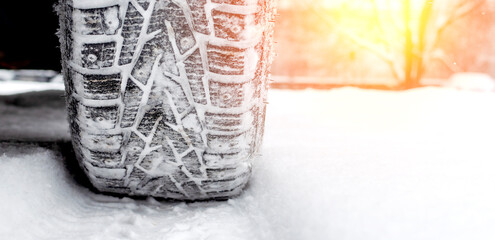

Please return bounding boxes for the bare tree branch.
[441,0,484,31]
[343,29,403,81]
[430,0,486,50]
[369,0,389,47]
[299,0,403,81]
[429,50,464,73]
[412,0,435,82]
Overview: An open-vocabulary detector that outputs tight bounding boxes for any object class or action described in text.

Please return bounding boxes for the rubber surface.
[58,0,274,200]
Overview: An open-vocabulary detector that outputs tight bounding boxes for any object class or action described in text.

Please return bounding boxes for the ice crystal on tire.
[58,0,275,200]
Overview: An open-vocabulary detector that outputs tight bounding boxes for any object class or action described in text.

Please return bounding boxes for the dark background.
[0,1,62,71]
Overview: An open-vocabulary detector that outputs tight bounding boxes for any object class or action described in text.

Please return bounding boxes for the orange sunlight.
[273,0,490,88]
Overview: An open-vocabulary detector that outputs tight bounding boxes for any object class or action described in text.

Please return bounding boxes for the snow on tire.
[57,0,275,200]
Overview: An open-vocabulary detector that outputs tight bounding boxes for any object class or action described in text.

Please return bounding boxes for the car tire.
[57,0,275,200]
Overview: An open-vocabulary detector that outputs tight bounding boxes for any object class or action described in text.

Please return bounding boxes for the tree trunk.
[413,0,435,88]
[403,0,415,89]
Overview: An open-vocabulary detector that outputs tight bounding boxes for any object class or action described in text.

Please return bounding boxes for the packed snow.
[2,82,495,239]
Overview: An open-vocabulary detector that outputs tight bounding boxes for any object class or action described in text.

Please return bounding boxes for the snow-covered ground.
[2,82,495,239]
[0,80,65,95]
[0,82,69,142]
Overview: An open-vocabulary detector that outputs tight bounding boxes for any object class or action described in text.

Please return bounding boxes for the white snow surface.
[2,87,495,239]
[447,72,495,92]
[0,80,65,95]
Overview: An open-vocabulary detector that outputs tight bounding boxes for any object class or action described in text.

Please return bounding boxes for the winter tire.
[57,0,275,200]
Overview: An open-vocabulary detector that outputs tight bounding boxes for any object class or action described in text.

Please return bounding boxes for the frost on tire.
[58,0,275,200]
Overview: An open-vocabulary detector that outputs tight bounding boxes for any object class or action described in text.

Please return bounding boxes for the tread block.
[65,69,75,97]
[146,81,166,103]
[135,178,161,194]
[212,10,247,41]
[205,187,242,199]
[91,177,127,192]
[137,106,163,137]
[172,167,190,184]
[206,167,245,181]
[203,151,249,168]
[164,79,190,114]
[121,80,144,128]
[87,150,122,167]
[164,125,189,154]
[67,97,79,122]
[81,105,119,130]
[79,73,121,100]
[164,2,196,54]
[136,0,151,10]
[152,124,177,160]
[129,167,147,183]
[131,39,161,85]
[163,146,176,161]
[63,5,74,32]
[70,122,83,144]
[147,3,180,74]
[184,49,207,104]
[161,101,178,125]
[148,2,166,34]
[253,38,266,97]
[211,0,248,5]
[65,31,74,62]
[161,190,187,199]
[123,132,146,165]
[186,0,211,35]
[160,176,181,193]
[202,172,249,192]
[205,111,253,131]
[209,80,254,108]
[119,4,145,65]
[139,149,162,170]
[81,42,116,69]
[149,121,166,147]
[182,150,203,177]
[181,181,202,196]
[207,44,245,75]
[73,5,121,35]
[80,132,123,152]
[254,0,264,25]
[121,106,140,128]
[254,105,267,152]
[182,109,204,148]
[207,132,250,153]
[62,6,75,61]
[134,34,178,80]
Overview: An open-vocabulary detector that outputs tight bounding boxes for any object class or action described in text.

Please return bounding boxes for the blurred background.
[0,0,494,89]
